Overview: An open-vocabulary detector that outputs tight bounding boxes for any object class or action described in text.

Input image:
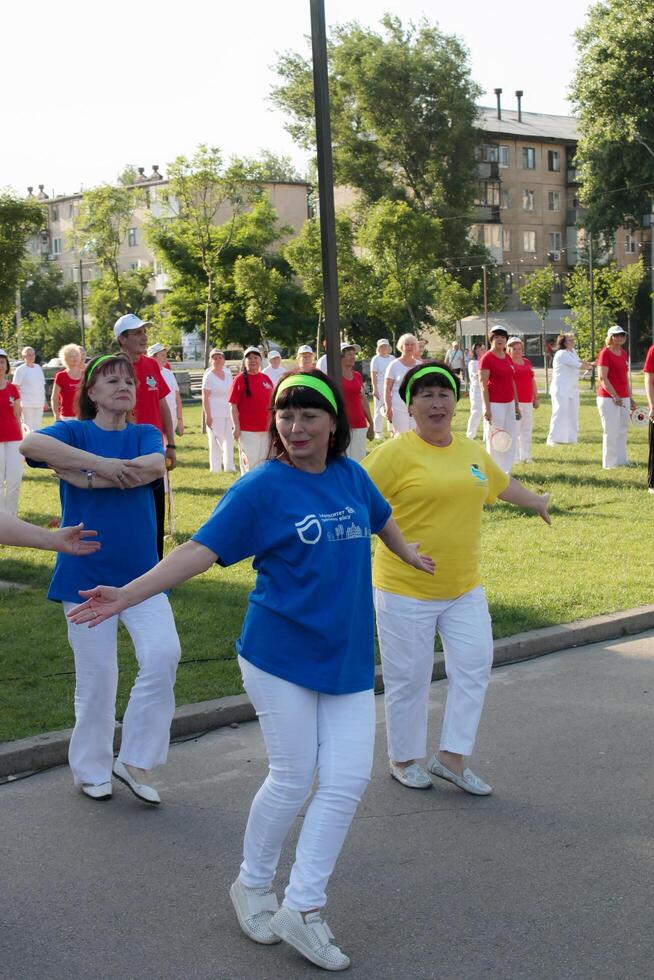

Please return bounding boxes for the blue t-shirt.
[192,457,392,695]
[28,419,163,603]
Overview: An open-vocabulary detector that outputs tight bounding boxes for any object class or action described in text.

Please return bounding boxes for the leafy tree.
[241,151,304,184]
[563,264,617,359]
[20,256,78,318]
[272,14,481,258]
[606,256,647,356]
[0,192,44,317]
[72,184,138,309]
[86,268,156,353]
[233,255,284,350]
[20,310,80,361]
[519,267,557,390]
[571,0,654,237]
[429,269,477,341]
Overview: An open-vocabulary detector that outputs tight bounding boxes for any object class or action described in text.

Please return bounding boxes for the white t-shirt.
[202,367,233,418]
[370,354,395,394]
[316,354,328,373]
[161,366,179,430]
[12,363,45,407]
[445,348,465,371]
[263,364,286,386]
[384,358,422,408]
[468,359,480,386]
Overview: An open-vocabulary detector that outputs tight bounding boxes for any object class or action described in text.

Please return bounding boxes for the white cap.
[114,313,152,338]
[376,338,390,349]
[340,341,361,354]
[268,350,281,360]
[297,344,314,355]
[243,345,262,357]
[147,342,167,357]
[607,324,626,336]
[489,324,509,335]
[506,336,523,346]
[0,349,7,357]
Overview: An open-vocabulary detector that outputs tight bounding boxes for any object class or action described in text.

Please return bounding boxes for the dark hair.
[399,360,460,405]
[76,354,136,420]
[489,328,508,341]
[268,369,350,462]
[0,354,10,373]
[241,350,262,397]
[555,334,569,351]
[472,342,485,360]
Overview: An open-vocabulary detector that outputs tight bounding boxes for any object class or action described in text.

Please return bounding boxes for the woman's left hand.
[406,542,436,575]
[67,586,128,626]
[367,424,375,441]
[534,493,551,525]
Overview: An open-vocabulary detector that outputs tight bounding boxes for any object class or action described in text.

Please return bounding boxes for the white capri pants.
[207,417,235,473]
[516,402,534,462]
[483,401,518,473]
[466,383,484,440]
[373,394,390,436]
[62,593,181,786]
[21,406,44,432]
[374,586,494,760]
[390,400,416,436]
[596,396,630,468]
[238,431,270,475]
[346,427,368,463]
[237,657,375,911]
[0,441,25,515]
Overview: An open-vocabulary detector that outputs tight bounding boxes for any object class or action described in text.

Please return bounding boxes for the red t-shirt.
[479,351,516,403]
[511,357,535,403]
[0,383,23,441]
[597,347,629,398]
[53,371,81,417]
[132,355,170,432]
[342,372,367,428]
[228,371,274,432]
[643,345,654,374]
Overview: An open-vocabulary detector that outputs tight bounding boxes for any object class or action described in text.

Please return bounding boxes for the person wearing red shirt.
[51,344,84,420]
[507,337,539,463]
[479,326,520,473]
[643,343,654,492]
[0,349,24,514]
[229,347,274,474]
[340,342,373,462]
[115,313,176,558]
[596,325,637,469]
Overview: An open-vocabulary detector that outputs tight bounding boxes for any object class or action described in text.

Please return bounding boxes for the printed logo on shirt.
[470,464,487,483]
[146,375,157,389]
[295,514,322,544]
[9,396,15,406]
[262,379,273,389]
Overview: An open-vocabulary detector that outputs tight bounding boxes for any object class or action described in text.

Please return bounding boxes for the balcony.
[566,168,579,185]
[474,205,501,222]
[476,161,499,180]
[566,208,581,226]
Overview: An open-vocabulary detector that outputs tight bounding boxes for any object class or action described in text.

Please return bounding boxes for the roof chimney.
[27,186,34,197]
[150,165,162,180]
[137,167,146,181]
[37,184,49,199]
[515,90,524,122]
[494,88,503,120]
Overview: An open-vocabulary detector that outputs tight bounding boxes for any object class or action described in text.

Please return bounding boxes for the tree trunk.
[542,317,549,394]
[201,277,213,434]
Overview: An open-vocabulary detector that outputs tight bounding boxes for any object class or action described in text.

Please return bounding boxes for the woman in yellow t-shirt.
[362,361,551,795]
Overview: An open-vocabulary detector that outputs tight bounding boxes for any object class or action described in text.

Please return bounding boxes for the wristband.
[85,470,94,489]
[166,444,176,449]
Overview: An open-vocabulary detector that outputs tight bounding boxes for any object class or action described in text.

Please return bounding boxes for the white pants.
[0,441,24,515]
[483,401,517,474]
[238,431,270,475]
[62,593,181,786]
[346,427,368,463]
[207,417,235,473]
[596,396,630,468]
[391,401,416,435]
[547,391,579,444]
[373,395,390,437]
[466,383,484,440]
[515,402,534,462]
[374,586,493,760]
[238,657,375,911]
[21,406,44,432]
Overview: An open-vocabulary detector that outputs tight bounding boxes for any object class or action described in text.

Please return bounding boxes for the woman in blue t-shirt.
[21,354,181,806]
[67,370,433,972]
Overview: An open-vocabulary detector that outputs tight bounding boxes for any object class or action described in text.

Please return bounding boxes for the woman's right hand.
[484,409,492,423]
[205,416,213,430]
[67,586,128,626]
[233,425,241,441]
[612,395,623,406]
[95,457,140,487]
[385,406,393,423]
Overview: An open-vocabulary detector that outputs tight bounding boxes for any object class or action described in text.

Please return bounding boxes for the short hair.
[268,370,350,462]
[399,360,460,405]
[21,347,35,357]
[0,354,10,372]
[58,343,82,367]
[555,334,571,351]
[77,355,136,420]
[472,342,485,360]
[397,333,419,352]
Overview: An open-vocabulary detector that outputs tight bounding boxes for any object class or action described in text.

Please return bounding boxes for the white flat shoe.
[112,760,160,805]
[230,878,281,945]
[270,907,350,971]
[81,782,112,800]
[389,761,432,790]
[427,755,492,796]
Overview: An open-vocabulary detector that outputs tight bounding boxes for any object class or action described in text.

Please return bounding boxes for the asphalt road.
[2,632,652,980]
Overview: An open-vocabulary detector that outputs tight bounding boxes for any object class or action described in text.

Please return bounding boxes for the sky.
[1,0,594,197]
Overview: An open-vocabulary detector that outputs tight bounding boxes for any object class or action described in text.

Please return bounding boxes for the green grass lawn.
[1,391,652,742]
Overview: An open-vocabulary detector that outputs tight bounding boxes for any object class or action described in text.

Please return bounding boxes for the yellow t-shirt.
[361,431,509,600]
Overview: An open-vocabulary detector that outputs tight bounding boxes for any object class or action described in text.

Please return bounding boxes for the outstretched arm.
[376,516,435,574]
[498,478,551,524]
[67,539,218,626]
[0,514,100,554]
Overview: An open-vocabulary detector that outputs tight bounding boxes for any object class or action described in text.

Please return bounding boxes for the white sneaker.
[270,907,350,971]
[229,878,281,945]
[389,761,432,790]
[427,754,492,796]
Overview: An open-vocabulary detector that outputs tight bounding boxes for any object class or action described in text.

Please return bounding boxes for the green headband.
[86,354,120,381]
[405,366,459,405]
[275,374,339,414]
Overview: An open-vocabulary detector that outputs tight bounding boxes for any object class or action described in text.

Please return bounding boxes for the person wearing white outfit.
[370,339,395,438]
[0,350,25,514]
[263,351,287,387]
[507,337,539,463]
[66,369,433,972]
[466,342,486,439]
[21,353,180,804]
[202,349,235,473]
[479,326,520,474]
[363,361,551,794]
[384,334,422,435]
[546,335,594,445]
[148,343,184,438]
[596,325,637,469]
[12,347,46,432]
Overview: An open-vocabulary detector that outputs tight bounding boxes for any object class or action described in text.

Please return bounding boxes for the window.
[127,227,138,247]
[500,187,510,209]
[553,274,564,293]
[549,233,562,257]
[548,150,561,172]
[625,234,637,254]
[52,237,62,255]
[51,206,59,222]
[502,272,513,294]
[68,203,75,219]
[522,189,535,211]
[129,262,139,270]
[523,231,536,252]
[548,191,561,212]
[502,228,512,251]
[522,147,536,169]
[498,145,509,168]
[481,144,499,163]
[476,181,500,206]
